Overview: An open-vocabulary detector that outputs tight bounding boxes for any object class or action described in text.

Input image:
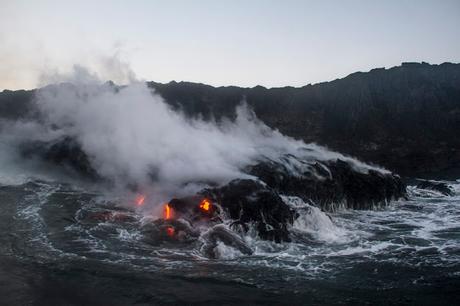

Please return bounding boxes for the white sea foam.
[213,241,244,260]
[282,195,350,243]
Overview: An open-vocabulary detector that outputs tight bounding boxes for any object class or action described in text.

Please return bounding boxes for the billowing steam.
[0,64,387,205]
[35,80,302,195]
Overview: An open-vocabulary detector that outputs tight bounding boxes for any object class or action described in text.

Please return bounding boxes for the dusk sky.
[1,0,459,90]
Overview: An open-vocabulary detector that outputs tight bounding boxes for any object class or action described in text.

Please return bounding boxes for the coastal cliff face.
[147,62,460,178]
[2,62,460,178]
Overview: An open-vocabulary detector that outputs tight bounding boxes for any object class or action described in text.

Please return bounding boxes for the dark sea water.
[1,178,459,305]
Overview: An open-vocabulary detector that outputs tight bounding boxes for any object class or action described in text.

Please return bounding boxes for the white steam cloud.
[0,62,388,204]
[35,79,303,198]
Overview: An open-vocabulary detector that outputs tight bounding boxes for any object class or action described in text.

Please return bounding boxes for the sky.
[1,0,459,90]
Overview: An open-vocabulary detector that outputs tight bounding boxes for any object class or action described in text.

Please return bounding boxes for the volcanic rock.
[247,155,406,210]
[415,179,455,196]
[141,218,200,245]
[201,179,297,243]
[200,224,254,258]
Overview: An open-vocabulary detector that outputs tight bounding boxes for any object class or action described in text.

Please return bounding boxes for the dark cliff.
[2,62,459,178]
[147,62,460,178]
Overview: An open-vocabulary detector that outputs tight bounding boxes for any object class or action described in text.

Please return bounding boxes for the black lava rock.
[415,180,455,196]
[248,155,406,210]
[202,179,296,243]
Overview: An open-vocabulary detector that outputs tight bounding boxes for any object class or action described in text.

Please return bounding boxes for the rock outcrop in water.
[247,155,406,210]
[155,167,405,244]
[415,179,455,196]
[202,179,297,243]
[196,157,405,242]
[151,160,405,244]
[16,136,406,244]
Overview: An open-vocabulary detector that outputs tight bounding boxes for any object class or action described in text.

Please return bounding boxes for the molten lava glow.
[166,226,175,237]
[199,198,211,212]
[164,203,172,219]
[136,195,146,206]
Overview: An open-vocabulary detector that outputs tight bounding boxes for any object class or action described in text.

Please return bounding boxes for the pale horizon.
[1,0,460,90]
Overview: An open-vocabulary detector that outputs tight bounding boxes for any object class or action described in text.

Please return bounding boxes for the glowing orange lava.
[164,203,173,219]
[166,226,175,237]
[199,198,211,212]
[136,195,146,206]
